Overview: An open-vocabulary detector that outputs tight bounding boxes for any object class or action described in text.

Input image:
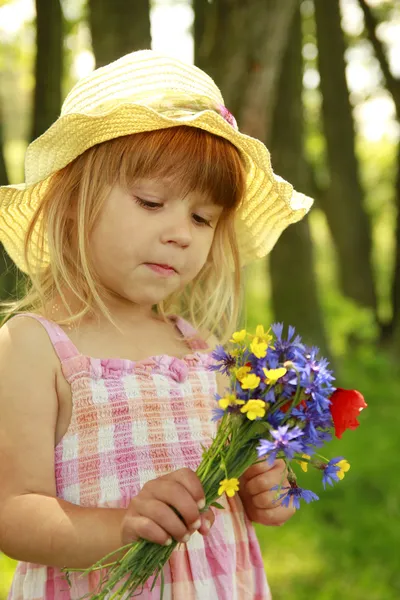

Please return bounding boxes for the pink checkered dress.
[7,313,271,600]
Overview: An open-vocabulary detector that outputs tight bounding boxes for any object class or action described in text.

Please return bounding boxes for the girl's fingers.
[250,504,296,527]
[142,478,201,529]
[198,508,215,536]
[168,468,206,509]
[121,515,173,546]
[244,471,288,497]
[242,458,286,482]
[138,498,196,541]
[252,488,285,510]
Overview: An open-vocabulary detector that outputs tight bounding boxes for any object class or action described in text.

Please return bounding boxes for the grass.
[0,554,16,599]
[256,347,400,599]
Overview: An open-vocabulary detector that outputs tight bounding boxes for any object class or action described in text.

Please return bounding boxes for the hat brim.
[0,104,313,274]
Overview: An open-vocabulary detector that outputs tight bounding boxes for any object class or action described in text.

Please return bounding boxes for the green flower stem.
[315,453,330,463]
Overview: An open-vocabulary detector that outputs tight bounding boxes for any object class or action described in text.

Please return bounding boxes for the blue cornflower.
[322,456,346,489]
[272,484,319,509]
[270,323,305,363]
[209,345,236,376]
[296,347,336,408]
[300,419,331,450]
[266,409,287,429]
[257,425,304,464]
[212,407,225,422]
[305,384,332,415]
[302,347,335,387]
[291,405,307,422]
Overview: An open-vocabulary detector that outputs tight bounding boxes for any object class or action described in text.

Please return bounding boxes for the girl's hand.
[239,459,296,526]
[121,468,215,546]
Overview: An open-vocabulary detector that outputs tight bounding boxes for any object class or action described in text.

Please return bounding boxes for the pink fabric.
[7,312,271,599]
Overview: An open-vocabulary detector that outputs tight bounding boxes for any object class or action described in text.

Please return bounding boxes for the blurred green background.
[0,0,399,598]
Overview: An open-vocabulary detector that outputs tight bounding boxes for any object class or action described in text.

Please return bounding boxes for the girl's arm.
[0,494,126,569]
[0,318,126,569]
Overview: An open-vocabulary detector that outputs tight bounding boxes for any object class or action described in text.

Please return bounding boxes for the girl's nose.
[160,213,193,247]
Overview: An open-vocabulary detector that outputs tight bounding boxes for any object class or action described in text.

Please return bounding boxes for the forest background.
[0,0,399,598]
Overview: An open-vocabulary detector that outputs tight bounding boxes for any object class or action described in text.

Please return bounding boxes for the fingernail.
[197,498,206,510]
[164,538,172,546]
[189,519,201,530]
[203,519,211,531]
[182,533,191,543]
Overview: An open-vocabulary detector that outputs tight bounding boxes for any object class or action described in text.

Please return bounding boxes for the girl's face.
[89,177,223,316]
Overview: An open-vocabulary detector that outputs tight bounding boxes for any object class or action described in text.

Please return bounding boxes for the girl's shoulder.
[0,314,60,503]
[0,312,61,374]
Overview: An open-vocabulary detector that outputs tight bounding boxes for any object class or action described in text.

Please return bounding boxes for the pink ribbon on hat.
[217,105,238,130]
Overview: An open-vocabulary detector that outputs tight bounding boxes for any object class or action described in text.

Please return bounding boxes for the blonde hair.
[0,126,246,345]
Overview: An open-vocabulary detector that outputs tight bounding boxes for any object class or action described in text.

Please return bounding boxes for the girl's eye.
[134,197,161,209]
[193,214,212,227]
[134,197,212,227]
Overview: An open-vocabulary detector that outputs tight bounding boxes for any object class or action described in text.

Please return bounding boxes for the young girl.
[0,50,312,599]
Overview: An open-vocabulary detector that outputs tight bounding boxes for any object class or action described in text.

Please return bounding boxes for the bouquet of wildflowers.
[67,324,367,599]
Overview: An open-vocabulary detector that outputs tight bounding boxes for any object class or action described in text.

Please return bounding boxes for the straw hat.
[0,49,313,274]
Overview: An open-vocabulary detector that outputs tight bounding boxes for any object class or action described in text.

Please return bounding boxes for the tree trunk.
[269,7,329,358]
[357,0,400,347]
[0,99,8,187]
[392,147,400,353]
[88,0,151,68]
[0,91,21,304]
[314,0,377,312]
[31,0,63,142]
[194,0,297,142]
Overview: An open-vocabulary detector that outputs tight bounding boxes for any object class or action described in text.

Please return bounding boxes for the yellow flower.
[252,325,273,345]
[240,399,266,420]
[336,459,350,480]
[218,477,240,497]
[297,453,311,472]
[263,367,287,384]
[235,365,252,381]
[218,393,245,410]
[250,339,268,359]
[240,373,261,390]
[230,329,247,343]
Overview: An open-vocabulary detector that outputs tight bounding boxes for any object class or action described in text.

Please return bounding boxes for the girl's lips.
[145,263,177,276]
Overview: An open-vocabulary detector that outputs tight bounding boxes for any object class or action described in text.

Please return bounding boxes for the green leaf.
[211,501,225,510]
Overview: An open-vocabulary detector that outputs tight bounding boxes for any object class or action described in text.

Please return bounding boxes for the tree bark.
[0,86,22,304]
[194,0,298,142]
[314,0,377,312]
[357,0,400,346]
[269,7,329,358]
[88,0,151,68]
[0,99,8,187]
[31,0,63,142]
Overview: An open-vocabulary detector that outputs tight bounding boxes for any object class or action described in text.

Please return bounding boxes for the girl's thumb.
[198,508,215,536]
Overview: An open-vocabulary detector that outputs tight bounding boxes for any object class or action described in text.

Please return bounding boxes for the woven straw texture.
[0,50,313,274]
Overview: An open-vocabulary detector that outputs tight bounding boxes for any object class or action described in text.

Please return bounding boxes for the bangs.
[104,126,246,212]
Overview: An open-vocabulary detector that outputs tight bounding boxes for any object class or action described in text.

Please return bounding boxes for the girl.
[0,50,312,599]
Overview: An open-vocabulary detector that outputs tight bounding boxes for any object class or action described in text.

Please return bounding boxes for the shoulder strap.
[7,312,81,364]
[170,315,210,351]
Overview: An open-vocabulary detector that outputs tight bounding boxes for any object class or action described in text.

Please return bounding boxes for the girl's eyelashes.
[134,197,161,210]
[134,196,213,227]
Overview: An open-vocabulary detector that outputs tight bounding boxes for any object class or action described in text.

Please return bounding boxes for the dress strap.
[170,315,210,351]
[7,312,81,363]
